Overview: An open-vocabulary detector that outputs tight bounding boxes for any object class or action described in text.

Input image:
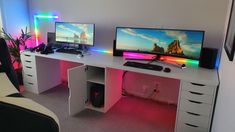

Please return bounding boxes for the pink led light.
[123,52,156,59]
[123,52,199,65]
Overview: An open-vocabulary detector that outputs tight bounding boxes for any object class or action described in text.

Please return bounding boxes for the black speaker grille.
[199,48,218,69]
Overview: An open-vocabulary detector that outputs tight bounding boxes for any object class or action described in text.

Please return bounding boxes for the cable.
[122,71,128,96]
[147,56,159,64]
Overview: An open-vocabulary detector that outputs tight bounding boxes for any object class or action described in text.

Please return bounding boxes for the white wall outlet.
[142,85,148,93]
[154,82,159,88]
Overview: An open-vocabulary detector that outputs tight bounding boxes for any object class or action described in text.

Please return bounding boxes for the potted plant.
[1,27,31,84]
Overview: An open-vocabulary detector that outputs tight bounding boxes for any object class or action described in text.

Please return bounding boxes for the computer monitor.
[115,27,204,60]
[55,22,95,46]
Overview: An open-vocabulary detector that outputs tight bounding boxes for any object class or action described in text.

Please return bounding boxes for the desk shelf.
[87,66,105,84]
[87,74,105,85]
[85,102,105,113]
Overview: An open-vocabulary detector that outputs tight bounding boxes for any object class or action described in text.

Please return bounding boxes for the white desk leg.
[36,57,61,93]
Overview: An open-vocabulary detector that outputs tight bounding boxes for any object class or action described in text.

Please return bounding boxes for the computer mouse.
[181,64,186,68]
[77,54,84,58]
[163,67,171,73]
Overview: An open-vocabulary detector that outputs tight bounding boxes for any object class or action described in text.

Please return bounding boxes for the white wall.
[0,0,30,37]
[212,51,235,132]
[0,6,2,30]
[28,0,229,51]
[212,0,235,131]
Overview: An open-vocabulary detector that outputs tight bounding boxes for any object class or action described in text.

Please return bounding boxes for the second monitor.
[55,22,95,46]
[115,27,205,60]
[55,22,95,54]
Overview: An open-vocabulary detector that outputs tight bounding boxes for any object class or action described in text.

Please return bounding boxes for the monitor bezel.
[55,22,95,46]
[115,26,205,60]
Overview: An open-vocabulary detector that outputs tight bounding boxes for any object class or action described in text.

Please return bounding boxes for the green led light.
[34,14,59,46]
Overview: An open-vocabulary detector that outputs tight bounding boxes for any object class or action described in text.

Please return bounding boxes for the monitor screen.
[116,27,204,60]
[55,22,95,46]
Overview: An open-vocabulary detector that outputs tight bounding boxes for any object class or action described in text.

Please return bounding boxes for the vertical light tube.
[33,14,59,46]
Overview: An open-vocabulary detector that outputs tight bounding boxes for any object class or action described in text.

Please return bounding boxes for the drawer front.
[22,58,35,68]
[181,82,215,95]
[23,65,36,75]
[179,98,212,117]
[24,81,38,93]
[178,111,210,128]
[21,53,35,62]
[24,81,37,87]
[23,73,37,84]
[177,120,208,132]
[181,90,213,104]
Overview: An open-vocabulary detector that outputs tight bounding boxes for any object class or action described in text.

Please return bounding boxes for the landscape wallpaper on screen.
[56,23,94,45]
[116,28,204,59]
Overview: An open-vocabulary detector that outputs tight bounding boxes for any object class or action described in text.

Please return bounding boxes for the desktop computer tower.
[90,84,104,108]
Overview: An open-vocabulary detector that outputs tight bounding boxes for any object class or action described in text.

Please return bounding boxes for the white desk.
[21,51,219,132]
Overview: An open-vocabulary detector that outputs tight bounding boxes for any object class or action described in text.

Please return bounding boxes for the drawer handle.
[24,54,31,57]
[189,91,204,95]
[28,82,34,85]
[186,111,201,116]
[26,66,32,69]
[27,74,33,77]
[188,100,202,104]
[25,60,32,63]
[185,123,199,128]
[191,82,205,86]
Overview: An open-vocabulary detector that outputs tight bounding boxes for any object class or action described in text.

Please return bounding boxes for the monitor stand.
[125,55,186,69]
[56,44,90,55]
[78,45,89,53]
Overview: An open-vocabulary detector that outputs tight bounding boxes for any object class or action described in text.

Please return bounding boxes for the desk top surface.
[21,51,219,86]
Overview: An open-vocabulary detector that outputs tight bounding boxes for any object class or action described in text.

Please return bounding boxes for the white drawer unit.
[21,52,61,94]
[21,52,38,93]
[176,81,217,132]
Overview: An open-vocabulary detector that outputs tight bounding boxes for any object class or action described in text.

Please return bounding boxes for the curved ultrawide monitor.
[115,27,205,60]
[55,22,95,46]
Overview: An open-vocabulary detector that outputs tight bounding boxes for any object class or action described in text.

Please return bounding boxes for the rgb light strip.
[123,52,199,65]
[34,14,59,46]
[91,48,113,54]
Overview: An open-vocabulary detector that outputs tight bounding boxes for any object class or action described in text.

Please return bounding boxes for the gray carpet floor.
[22,84,176,132]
